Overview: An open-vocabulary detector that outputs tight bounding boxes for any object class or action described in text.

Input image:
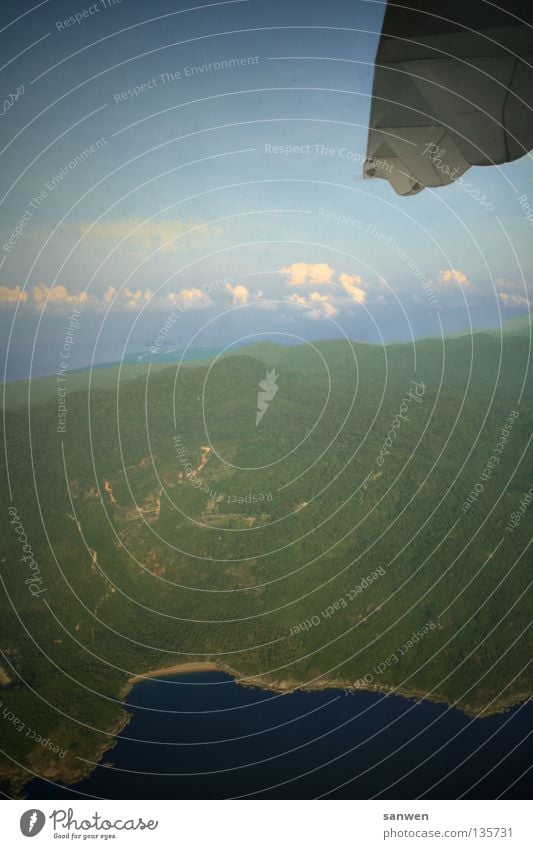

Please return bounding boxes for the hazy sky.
[1,0,532,377]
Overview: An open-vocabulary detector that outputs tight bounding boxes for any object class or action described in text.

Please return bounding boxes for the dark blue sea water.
[27,673,532,799]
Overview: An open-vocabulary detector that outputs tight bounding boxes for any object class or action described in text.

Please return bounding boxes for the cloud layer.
[279,263,368,320]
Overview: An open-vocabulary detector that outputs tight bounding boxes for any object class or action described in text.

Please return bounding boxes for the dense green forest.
[0,332,531,795]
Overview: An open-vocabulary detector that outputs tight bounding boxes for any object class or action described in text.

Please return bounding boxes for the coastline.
[229,671,530,719]
[120,662,219,700]
[4,664,529,798]
[120,661,529,719]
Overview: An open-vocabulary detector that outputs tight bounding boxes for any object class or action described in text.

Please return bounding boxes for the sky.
[1,0,532,378]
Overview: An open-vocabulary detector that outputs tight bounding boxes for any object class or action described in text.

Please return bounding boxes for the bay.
[26,672,532,799]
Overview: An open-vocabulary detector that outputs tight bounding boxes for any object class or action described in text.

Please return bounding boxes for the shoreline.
[4,666,529,798]
[120,661,530,719]
[120,662,219,700]
[232,673,530,719]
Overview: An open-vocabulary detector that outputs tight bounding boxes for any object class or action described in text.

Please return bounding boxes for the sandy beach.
[122,662,528,718]
[125,661,219,689]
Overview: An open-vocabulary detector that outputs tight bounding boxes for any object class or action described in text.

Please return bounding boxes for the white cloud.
[499,291,530,309]
[288,291,338,319]
[32,283,88,307]
[121,287,154,310]
[309,291,339,317]
[226,283,249,305]
[280,262,335,287]
[438,269,469,286]
[166,288,212,310]
[279,262,368,309]
[0,282,89,309]
[0,285,28,303]
[339,272,366,304]
[78,217,221,254]
[0,282,215,312]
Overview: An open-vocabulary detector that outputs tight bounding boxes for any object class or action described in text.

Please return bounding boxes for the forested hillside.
[1,333,531,794]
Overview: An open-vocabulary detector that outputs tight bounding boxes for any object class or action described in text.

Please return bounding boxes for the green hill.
[439,312,532,341]
[0,334,531,795]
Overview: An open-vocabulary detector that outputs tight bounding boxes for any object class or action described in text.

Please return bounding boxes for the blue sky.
[1,0,532,377]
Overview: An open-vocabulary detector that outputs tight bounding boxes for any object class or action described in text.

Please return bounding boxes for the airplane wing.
[363,0,533,195]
